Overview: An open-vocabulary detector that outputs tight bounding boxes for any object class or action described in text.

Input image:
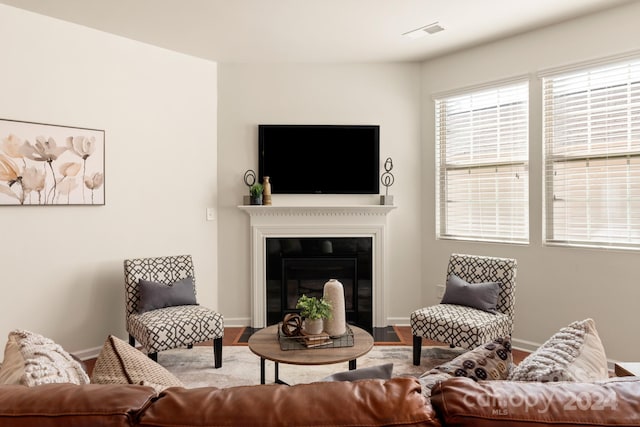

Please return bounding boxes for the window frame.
[434,78,530,244]
[541,54,640,251]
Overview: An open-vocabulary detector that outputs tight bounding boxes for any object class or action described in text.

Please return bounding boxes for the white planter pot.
[303,318,324,335]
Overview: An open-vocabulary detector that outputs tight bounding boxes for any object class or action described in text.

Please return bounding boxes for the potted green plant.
[296,294,332,335]
[249,183,263,205]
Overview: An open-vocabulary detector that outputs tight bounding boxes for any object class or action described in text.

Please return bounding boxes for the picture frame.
[0,118,105,206]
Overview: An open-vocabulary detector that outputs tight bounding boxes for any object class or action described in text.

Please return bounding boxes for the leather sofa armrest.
[0,384,157,427]
[139,377,441,427]
[430,376,640,427]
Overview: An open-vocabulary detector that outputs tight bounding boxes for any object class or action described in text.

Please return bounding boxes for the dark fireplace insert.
[265,237,372,331]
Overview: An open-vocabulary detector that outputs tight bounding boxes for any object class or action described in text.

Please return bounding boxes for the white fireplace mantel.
[238,205,396,328]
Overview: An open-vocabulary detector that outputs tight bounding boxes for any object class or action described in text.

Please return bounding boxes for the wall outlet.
[435,284,445,300]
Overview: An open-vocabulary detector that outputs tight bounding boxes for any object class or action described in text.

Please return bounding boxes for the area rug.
[159,345,466,388]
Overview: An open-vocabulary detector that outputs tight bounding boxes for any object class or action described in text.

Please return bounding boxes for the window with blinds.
[543,58,640,249]
[435,81,529,243]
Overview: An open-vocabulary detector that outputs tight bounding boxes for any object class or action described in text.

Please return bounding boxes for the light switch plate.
[206,208,215,221]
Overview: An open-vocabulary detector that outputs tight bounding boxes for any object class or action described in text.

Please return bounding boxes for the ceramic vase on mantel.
[303,318,323,335]
[323,279,346,337]
[262,176,272,206]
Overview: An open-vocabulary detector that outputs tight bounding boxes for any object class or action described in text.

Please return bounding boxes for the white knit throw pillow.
[2,329,89,386]
[508,318,608,382]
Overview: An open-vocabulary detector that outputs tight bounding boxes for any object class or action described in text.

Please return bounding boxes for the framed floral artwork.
[0,118,105,205]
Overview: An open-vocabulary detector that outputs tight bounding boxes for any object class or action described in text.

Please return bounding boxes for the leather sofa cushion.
[139,377,441,427]
[0,383,156,427]
[431,376,640,427]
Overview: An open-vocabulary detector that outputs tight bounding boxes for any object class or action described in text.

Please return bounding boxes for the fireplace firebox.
[266,237,372,331]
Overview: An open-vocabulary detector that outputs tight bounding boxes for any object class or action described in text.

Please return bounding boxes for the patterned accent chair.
[124,255,224,368]
[410,253,517,366]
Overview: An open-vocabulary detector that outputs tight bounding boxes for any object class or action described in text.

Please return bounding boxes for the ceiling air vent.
[402,22,445,39]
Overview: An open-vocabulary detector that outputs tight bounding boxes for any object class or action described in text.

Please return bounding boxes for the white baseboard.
[386,317,410,327]
[73,345,103,361]
[511,337,542,353]
[224,317,251,327]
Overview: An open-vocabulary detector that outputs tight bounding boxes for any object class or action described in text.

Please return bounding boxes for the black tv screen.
[258,125,380,194]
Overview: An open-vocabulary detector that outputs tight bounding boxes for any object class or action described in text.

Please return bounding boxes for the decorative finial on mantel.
[380,157,394,205]
[243,169,257,205]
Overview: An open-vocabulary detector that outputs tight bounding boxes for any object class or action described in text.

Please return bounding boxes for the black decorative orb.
[281,313,303,337]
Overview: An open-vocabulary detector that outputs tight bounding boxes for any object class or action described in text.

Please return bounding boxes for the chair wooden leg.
[148,352,158,362]
[213,337,223,368]
[129,334,135,347]
[412,335,422,366]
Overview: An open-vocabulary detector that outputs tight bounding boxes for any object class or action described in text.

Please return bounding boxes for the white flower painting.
[0,119,105,205]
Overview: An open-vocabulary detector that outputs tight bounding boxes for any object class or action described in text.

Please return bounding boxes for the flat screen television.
[258,124,380,194]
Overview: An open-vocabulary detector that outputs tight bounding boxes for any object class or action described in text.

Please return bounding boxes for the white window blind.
[543,58,640,249]
[435,81,529,243]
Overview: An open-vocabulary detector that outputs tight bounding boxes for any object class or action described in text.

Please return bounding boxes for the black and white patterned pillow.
[433,336,512,381]
[418,337,512,397]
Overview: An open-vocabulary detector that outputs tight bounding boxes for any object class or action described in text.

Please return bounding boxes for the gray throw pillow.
[138,277,197,313]
[440,274,499,314]
[321,363,393,382]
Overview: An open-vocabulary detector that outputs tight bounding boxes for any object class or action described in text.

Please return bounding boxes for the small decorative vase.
[250,195,262,205]
[323,279,346,337]
[263,176,272,206]
[303,318,323,335]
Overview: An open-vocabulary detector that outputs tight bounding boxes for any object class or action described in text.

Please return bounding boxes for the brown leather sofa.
[1,376,640,426]
[431,376,640,427]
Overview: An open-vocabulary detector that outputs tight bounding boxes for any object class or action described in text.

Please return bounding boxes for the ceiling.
[0,0,632,63]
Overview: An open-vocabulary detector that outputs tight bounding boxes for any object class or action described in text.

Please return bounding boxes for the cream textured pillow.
[508,318,608,382]
[0,330,89,386]
[91,335,184,392]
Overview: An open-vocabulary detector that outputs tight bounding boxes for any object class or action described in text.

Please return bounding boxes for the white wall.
[421,1,640,361]
[0,5,218,356]
[217,63,422,326]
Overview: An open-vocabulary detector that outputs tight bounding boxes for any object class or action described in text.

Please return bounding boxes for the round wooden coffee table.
[248,324,374,384]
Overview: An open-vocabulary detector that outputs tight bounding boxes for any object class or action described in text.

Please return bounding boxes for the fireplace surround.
[266,236,372,329]
[239,205,395,329]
